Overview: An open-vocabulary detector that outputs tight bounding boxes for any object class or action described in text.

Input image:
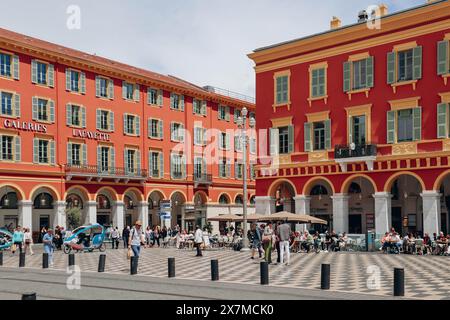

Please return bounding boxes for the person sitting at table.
[422,233,432,255]
[434,232,448,255]
[301,231,314,253]
[290,231,300,253]
[337,232,348,251]
[381,232,390,253]
[313,231,321,252]
[389,232,402,254]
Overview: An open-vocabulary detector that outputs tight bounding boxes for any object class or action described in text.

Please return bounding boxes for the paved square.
[2,248,449,300]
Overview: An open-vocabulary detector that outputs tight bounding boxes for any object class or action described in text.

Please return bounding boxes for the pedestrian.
[274,222,281,263]
[194,225,203,257]
[145,226,152,247]
[111,227,120,249]
[43,229,54,267]
[263,223,273,264]
[128,221,145,258]
[277,219,291,266]
[250,223,263,260]
[39,226,47,243]
[23,227,34,255]
[153,226,161,247]
[11,226,24,254]
[122,226,130,248]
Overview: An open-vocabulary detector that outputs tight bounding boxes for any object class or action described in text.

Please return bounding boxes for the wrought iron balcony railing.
[65,164,147,182]
[334,144,377,159]
[194,173,213,187]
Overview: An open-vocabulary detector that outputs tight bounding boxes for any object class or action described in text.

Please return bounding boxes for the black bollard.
[130,256,138,275]
[42,253,48,269]
[68,253,75,267]
[321,264,330,290]
[394,268,405,297]
[22,293,36,300]
[0,251,3,266]
[98,254,106,273]
[168,258,175,278]
[211,260,219,281]
[260,261,269,285]
[19,253,25,268]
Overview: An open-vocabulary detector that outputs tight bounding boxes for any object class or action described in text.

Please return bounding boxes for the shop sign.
[3,119,47,133]
[72,129,111,141]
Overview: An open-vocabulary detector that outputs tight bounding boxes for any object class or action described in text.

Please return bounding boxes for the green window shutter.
[97,146,101,169]
[122,81,127,99]
[81,107,86,128]
[180,95,185,111]
[12,55,19,80]
[136,150,141,174]
[269,128,279,156]
[48,64,54,87]
[134,84,140,102]
[31,60,37,84]
[49,100,55,123]
[67,104,72,126]
[318,69,326,96]
[170,93,174,109]
[14,136,21,162]
[82,143,87,166]
[413,46,423,80]
[276,77,281,103]
[49,141,55,165]
[348,116,353,144]
[147,119,151,137]
[148,151,153,176]
[33,139,39,163]
[159,120,164,139]
[67,142,73,165]
[170,154,174,178]
[311,70,318,97]
[123,114,128,134]
[95,76,101,97]
[413,107,422,141]
[180,124,185,142]
[225,106,230,121]
[325,119,331,150]
[96,109,101,130]
[366,56,374,88]
[157,90,163,106]
[159,152,164,178]
[437,40,449,75]
[437,103,448,138]
[343,61,351,92]
[13,94,20,118]
[110,148,115,172]
[109,112,115,131]
[288,125,294,153]
[304,123,312,152]
[135,116,140,136]
[80,72,86,94]
[66,69,71,91]
[147,88,152,105]
[32,97,38,120]
[124,149,128,174]
[182,155,187,179]
[387,110,396,144]
[201,101,207,116]
[170,123,175,141]
[226,133,230,150]
[387,52,396,84]
[108,80,114,99]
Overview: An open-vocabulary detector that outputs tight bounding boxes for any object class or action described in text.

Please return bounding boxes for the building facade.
[249,0,450,236]
[0,28,256,238]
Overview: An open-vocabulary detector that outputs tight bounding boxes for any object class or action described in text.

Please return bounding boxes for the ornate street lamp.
[236,107,255,251]
[4,186,9,207]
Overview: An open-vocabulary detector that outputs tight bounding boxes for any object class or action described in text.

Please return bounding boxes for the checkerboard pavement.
[2,247,449,300]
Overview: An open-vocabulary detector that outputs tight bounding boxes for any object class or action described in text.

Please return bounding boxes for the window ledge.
[346,88,370,100]
[272,102,291,112]
[391,80,418,93]
[442,74,450,85]
[307,96,328,107]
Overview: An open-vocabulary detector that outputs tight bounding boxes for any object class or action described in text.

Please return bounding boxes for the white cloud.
[0,0,424,97]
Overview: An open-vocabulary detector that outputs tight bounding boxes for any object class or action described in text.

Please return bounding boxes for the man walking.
[122,226,130,249]
[128,221,144,258]
[194,225,203,257]
[111,227,120,249]
[277,220,291,266]
[43,229,54,267]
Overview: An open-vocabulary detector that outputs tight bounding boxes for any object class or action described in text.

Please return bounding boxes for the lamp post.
[236,107,255,251]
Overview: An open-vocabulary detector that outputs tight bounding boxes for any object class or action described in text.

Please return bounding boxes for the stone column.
[112,201,125,231]
[373,192,392,236]
[331,194,350,234]
[54,201,67,229]
[294,195,311,232]
[18,200,33,230]
[421,191,441,236]
[86,201,97,225]
[138,201,149,229]
[255,196,275,215]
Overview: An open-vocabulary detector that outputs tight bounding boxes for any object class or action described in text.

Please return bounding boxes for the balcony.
[65,164,148,183]
[194,173,213,188]
[334,144,377,172]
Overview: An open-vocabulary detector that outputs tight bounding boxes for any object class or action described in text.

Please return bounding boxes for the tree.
[66,207,82,230]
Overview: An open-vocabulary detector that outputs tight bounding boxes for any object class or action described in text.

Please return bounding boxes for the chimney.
[379,4,388,16]
[358,10,368,23]
[330,16,341,29]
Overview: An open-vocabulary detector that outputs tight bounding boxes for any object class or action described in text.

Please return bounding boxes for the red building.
[0,28,256,237]
[249,0,450,236]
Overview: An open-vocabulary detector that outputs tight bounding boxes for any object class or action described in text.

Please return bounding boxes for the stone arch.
[0,183,26,201]
[64,185,91,202]
[340,174,378,194]
[267,179,298,197]
[146,189,166,202]
[29,184,61,202]
[384,171,426,192]
[218,193,231,204]
[193,191,208,205]
[234,194,244,204]
[303,177,336,195]
[433,169,450,191]
[94,186,119,202]
[122,187,144,202]
[169,190,187,203]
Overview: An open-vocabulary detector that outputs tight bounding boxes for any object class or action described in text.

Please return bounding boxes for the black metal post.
[168,258,175,278]
[98,254,106,273]
[19,252,25,268]
[321,264,330,290]
[68,253,75,267]
[394,268,405,297]
[22,293,36,300]
[0,251,3,266]
[42,253,48,269]
[260,261,269,285]
[211,260,219,281]
[130,256,138,275]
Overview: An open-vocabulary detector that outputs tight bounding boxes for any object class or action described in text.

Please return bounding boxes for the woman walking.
[11,226,24,255]
[128,221,145,258]
[23,228,34,255]
[263,223,274,264]
[153,226,161,247]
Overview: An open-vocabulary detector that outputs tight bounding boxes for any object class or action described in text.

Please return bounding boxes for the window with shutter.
[437,40,449,76]
[0,91,14,117]
[0,53,12,79]
[437,103,448,138]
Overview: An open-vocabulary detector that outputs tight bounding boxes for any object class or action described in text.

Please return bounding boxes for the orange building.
[0,28,256,238]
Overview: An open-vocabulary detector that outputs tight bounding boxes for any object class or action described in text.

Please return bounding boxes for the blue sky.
[0,0,424,97]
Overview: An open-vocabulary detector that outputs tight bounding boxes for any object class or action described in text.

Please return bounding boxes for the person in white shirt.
[23,228,34,255]
[194,225,203,257]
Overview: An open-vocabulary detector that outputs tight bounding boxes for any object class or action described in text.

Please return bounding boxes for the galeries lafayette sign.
[3,119,48,133]
[72,129,111,141]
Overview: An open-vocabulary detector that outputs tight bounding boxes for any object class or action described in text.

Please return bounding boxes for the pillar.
[255,196,275,215]
[421,191,441,236]
[86,201,97,225]
[18,200,32,230]
[331,194,350,234]
[138,201,149,229]
[294,195,311,232]
[373,192,392,236]
[54,201,67,229]
[112,201,125,231]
